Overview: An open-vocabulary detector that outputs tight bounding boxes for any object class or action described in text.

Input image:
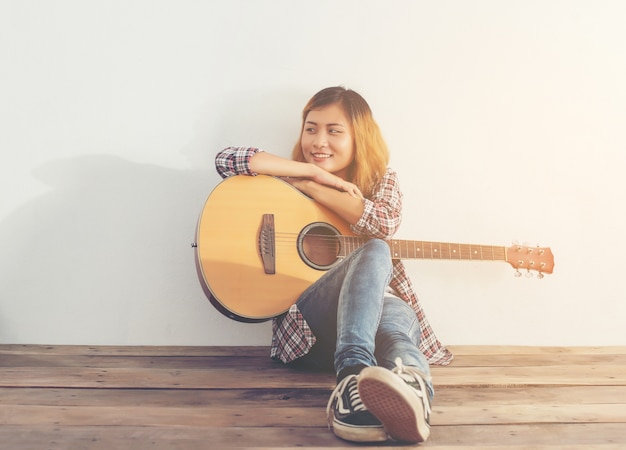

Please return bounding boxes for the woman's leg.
[375,296,433,399]
[292,239,393,443]
[293,238,393,376]
[355,296,434,443]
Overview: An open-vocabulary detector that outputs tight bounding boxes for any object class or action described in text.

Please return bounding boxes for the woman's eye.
[305,127,316,133]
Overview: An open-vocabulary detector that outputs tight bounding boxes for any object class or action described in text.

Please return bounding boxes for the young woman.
[215,86,452,444]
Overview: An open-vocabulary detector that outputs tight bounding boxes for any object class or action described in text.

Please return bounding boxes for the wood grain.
[1,345,624,448]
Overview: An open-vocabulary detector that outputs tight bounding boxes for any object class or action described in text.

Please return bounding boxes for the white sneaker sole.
[331,419,388,443]
[357,366,430,443]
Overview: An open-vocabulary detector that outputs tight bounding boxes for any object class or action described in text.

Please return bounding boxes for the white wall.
[1,0,624,347]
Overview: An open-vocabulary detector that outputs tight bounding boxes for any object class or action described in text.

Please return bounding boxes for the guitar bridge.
[259,214,276,274]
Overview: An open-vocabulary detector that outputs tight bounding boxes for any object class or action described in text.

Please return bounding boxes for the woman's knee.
[361,239,392,269]
[379,297,421,343]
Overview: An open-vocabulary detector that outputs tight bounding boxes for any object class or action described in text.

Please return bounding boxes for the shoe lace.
[325,374,366,428]
[392,357,432,420]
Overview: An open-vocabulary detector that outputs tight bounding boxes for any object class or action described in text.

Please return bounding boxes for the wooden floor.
[1,345,625,449]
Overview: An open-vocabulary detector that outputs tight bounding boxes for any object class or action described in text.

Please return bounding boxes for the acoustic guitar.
[194,175,554,322]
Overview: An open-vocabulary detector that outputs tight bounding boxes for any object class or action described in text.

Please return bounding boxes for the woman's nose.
[313,132,328,148]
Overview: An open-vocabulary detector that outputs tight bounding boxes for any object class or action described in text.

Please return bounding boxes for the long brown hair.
[291,86,389,198]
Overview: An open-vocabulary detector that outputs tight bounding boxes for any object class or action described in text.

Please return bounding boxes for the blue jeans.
[290,239,434,399]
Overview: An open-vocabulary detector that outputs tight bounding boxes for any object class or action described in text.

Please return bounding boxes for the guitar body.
[195,175,354,322]
[195,175,554,322]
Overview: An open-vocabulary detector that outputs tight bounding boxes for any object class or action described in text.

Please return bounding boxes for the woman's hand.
[332,179,363,199]
[307,166,364,199]
[283,176,365,225]
[284,175,363,199]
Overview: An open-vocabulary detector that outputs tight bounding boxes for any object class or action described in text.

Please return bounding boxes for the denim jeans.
[290,238,434,399]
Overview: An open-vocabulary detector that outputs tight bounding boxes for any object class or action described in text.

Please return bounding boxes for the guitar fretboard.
[340,237,507,262]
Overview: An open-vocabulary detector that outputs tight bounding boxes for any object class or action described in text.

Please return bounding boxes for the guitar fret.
[385,240,507,262]
[391,240,402,259]
[305,235,506,270]
[411,241,420,259]
[440,242,448,259]
[347,236,366,256]
[452,243,461,260]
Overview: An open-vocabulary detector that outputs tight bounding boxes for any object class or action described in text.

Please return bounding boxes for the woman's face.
[300,103,355,179]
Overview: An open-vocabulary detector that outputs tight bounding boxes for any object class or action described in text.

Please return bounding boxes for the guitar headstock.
[505,244,554,278]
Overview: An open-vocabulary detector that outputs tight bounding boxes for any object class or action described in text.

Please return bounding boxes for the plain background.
[1,0,624,348]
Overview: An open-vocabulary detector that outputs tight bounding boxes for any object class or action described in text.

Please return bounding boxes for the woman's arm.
[351,169,403,239]
[286,178,365,226]
[248,151,316,178]
[250,152,363,198]
[216,147,363,196]
[252,153,366,225]
[286,169,402,234]
[215,147,370,226]
[215,147,262,178]
[216,146,320,179]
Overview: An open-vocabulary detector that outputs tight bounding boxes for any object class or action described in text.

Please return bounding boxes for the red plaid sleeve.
[270,305,316,363]
[215,147,263,178]
[352,169,403,239]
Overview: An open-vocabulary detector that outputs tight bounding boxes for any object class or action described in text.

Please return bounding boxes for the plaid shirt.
[215,146,453,366]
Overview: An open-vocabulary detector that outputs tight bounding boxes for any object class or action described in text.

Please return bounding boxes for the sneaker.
[325,374,388,442]
[357,357,432,443]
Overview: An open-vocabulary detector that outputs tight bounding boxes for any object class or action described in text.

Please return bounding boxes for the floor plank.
[0,424,623,449]
[1,345,624,449]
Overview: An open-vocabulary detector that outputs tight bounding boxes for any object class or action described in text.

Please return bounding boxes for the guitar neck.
[341,237,507,262]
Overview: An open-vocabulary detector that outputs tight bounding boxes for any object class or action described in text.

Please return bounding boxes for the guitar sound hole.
[298,223,342,270]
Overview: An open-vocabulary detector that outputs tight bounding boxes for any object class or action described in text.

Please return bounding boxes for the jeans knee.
[381,297,421,343]
[363,238,392,268]
[376,329,410,350]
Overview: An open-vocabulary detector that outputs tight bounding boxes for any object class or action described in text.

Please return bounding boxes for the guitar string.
[259,231,550,270]
[271,233,504,252]
[269,232,508,260]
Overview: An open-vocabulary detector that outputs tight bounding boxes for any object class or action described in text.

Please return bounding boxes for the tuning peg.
[525,270,533,278]
[514,269,522,278]
[537,272,544,279]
